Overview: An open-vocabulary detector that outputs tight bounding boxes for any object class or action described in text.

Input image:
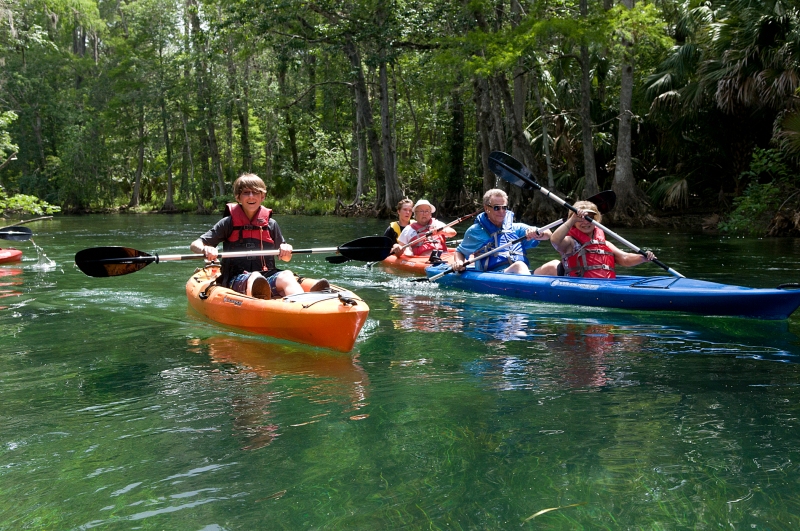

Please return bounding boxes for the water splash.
[29,240,57,271]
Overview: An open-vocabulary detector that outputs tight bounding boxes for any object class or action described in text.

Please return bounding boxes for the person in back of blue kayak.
[453,189,552,275]
[189,173,328,299]
[383,198,414,244]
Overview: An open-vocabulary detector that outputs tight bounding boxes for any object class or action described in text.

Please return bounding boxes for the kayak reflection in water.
[453,189,552,275]
[543,200,656,278]
[200,337,370,450]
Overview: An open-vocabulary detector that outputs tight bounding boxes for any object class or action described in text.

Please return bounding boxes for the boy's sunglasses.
[490,205,509,211]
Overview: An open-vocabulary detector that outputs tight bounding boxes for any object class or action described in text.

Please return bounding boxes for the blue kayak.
[424,265,800,320]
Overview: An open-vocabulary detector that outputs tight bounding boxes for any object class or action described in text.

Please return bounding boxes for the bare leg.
[274,270,304,296]
[533,259,560,276]
[503,262,532,275]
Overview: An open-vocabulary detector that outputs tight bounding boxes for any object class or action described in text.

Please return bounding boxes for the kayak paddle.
[414,189,616,283]
[0,226,33,241]
[327,211,479,266]
[488,151,684,278]
[415,218,566,283]
[75,235,394,278]
[0,216,53,232]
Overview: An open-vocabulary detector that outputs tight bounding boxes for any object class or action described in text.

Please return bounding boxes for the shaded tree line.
[1,0,799,232]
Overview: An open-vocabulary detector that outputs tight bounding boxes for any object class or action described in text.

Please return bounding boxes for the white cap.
[413,199,436,214]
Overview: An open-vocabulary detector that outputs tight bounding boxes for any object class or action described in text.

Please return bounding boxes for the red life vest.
[219,203,276,284]
[408,220,447,256]
[563,226,616,278]
[225,203,274,244]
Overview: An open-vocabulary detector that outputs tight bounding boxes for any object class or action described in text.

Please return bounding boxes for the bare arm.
[549,216,578,255]
[190,238,218,261]
[606,241,656,267]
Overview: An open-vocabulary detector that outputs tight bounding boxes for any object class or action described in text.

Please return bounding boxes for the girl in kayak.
[546,200,656,278]
[383,198,414,244]
[190,174,328,299]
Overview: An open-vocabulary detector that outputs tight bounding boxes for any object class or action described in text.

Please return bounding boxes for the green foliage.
[718,181,782,236]
[1,0,798,226]
[0,189,61,216]
[0,111,18,160]
[718,149,795,236]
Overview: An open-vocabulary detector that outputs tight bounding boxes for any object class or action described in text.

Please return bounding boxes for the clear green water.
[2,214,800,529]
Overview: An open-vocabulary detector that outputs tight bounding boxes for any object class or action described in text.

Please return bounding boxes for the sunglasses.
[490,205,509,211]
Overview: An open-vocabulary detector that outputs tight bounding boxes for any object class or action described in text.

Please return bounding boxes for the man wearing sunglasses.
[453,189,552,275]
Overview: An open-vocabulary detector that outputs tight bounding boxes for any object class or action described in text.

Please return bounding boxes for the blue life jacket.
[474,211,529,271]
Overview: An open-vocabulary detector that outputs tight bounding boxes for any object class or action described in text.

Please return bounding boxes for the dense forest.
[1,0,799,234]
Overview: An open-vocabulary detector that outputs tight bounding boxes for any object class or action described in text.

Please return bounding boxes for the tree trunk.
[445,84,465,212]
[497,73,558,223]
[343,38,385,210]
[352,97,368,205]
[160,95,176,211]
[128,106,145,208]
[32,111,46,167]
[579,0,600,198]
[207,112,225,196]
[180,107,193,201]
[379,62,402,210]
[473,76,495,192]
[188,0,224,197]
[238,58,252,172]
[532,71,556,189]
[611,0,650,224]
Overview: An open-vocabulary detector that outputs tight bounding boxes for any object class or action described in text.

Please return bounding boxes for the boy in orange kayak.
[190,173,328,299]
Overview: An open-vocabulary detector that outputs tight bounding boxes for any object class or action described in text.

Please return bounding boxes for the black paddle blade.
[587,190,616,214]
[325,255,351,264]
[0,226,33,241]
[75,246,155,277]
[337,236,393,262]
[488,152,539,191]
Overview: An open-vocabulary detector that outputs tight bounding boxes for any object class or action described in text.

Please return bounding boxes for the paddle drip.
[30,240,57,271]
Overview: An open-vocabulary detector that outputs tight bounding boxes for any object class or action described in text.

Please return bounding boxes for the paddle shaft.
[102,247,342,265]
[0,216,53,232]
[399,211,478,251]
[427,218,565,282]
[533,184,683,278]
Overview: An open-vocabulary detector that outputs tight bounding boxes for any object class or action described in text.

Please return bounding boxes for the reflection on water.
[388,292,800,376]
[3,215,800,529]
[194,336,370,450]
[0,267,23,309]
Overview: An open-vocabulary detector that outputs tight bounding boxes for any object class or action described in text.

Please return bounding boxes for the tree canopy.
[1,0,799,233]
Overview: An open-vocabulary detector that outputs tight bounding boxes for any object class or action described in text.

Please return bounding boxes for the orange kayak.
[0,249,22,264]
[378,248,456,274]
[186,266,370,352]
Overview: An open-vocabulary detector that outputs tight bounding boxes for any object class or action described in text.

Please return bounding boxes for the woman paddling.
[393,199,457,259]
[547,200,656,278]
